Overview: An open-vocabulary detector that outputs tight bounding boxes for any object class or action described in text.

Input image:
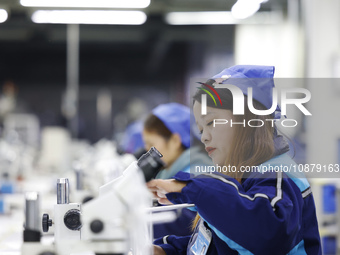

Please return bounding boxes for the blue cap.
[121,121,145,153]
[212,65,281,118]
[0,198,4,214]
[152,103,191,148]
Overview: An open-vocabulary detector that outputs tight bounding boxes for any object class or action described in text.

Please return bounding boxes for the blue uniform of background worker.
[148,65,321,255]
[143,103,211,239]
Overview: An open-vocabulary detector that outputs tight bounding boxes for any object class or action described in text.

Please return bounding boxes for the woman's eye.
[199,129,203,134]
[207,121,213,126]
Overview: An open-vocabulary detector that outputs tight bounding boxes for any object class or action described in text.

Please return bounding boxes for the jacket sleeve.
[154,235,191,255]
[166,171,303,255]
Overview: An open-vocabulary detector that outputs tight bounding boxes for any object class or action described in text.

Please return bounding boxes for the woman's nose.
[200,130,209,144]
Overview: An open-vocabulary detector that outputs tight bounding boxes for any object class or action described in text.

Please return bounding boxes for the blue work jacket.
[154,153,321,255]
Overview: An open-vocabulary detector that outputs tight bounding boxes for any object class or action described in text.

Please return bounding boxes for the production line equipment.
[22,147,168,255]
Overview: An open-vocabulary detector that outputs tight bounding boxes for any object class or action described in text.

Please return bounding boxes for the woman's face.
[142,130,179,167]
[193,102,234,166]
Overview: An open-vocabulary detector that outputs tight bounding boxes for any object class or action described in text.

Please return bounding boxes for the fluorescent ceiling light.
[165,11,279,25]
[165,11,244,25]
[165,12,238,25]
[21,0,150,9]
[231,0,267,19]
[0,9,8,23]
[32,10,147,25]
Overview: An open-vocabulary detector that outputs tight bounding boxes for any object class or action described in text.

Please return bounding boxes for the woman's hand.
[153,245,166,255]
[147,179,187,205]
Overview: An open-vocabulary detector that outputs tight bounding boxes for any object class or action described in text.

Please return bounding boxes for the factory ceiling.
[0,0,288,85]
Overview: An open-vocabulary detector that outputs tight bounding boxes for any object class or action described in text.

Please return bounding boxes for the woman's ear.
[169,133,183,150]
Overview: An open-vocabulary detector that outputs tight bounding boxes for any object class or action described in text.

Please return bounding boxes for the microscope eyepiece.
[137,147,165,182]
[57,178,69,204]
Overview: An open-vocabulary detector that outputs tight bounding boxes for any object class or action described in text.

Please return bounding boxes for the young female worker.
[148,65,321,255]
[143,103,211,238]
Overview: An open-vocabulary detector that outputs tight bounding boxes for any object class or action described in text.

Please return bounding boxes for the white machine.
[21,192,55,255]
[43,178,81,242]
[30,147,165,255]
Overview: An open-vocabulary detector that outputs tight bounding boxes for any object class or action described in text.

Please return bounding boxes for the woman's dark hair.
[144,114,187,150]
[192,79,277,229]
